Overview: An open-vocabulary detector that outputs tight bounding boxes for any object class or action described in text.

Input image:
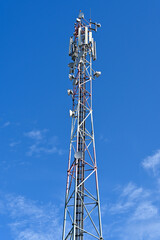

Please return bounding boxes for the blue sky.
[1,0,160,239]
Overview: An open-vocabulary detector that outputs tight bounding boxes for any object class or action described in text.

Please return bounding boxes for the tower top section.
[69,11,101,64]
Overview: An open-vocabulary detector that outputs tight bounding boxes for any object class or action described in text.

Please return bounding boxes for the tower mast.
[62,11,103,240]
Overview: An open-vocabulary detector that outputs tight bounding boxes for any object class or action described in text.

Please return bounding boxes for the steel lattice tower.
[62,11,103,240]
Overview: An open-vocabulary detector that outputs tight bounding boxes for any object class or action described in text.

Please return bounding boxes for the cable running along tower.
[62,12,103,240]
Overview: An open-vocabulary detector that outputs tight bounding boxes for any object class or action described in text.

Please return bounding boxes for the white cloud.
[142,150,160,175]
[104,183,160,240]
[105,180,160,240]
[105,149,160,240]
[117,220,160,240]
[24,129,65,157]
[109,183,150,214]
[121,182,146,200]
[0,193,62,240]
[2,121,11,128]
[132,201,158,220]
[27,144,64,156]
[121,182,136,196]
[24,130,47,141]
[9,141,21,147]
[99,134,108,143]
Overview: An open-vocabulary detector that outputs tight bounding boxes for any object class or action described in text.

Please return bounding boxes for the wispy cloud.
[1,121,11,128]
[142,150,160,175]
[0,193,62,240]
[104,182,160,240]
[99,134,108,143]
[115,218,160,240]
[131,201,158,221]
[103,150,160,240]
[27,144,64,156]
[9,141,21,147]
[25,129,65,157]
[24,129,47,141]
[109,182,149,214]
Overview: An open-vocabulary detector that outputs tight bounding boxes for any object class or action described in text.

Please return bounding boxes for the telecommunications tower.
[62,11,103,240]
